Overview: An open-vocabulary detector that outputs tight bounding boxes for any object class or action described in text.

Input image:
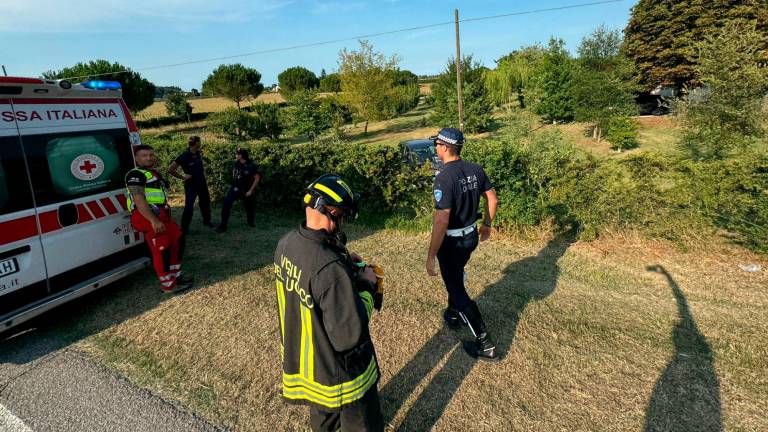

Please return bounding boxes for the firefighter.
[274,174,383,432]
[126,145,193,294]
[168,135,214,235]
[426,127,500,362]
[215,148,261,233]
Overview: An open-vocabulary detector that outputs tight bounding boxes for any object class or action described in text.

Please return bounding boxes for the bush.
[605,116,639,152]
[284,90,330,141]
[320,96,353,137]
[165,91,192,120]
[207,107,261,140]
[250,103,283,141]
[391,83,420,115]
[319,73,342,93]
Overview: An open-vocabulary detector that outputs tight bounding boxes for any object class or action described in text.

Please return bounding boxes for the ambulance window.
[0,136,35,215]
[20,129,135,206]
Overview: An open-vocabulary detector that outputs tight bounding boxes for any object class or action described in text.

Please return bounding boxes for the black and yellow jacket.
[274,224,378,411]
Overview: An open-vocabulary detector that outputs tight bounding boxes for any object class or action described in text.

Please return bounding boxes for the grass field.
[135,93,287,121]
[5,205,765,431]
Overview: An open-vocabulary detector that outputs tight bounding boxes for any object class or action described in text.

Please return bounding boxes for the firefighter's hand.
[245,190,254,197]
[480,225,492,242]
[151,219,166,234]
[361,266,377,285]
[426,255,438,276]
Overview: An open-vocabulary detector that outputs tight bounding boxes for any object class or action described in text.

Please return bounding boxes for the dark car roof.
[400,139,434,149]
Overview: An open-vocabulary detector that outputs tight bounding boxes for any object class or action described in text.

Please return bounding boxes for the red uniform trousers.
[130,207,183,291]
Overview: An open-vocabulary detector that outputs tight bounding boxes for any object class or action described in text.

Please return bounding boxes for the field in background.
[5,207,764,431]
[135,93,286,121]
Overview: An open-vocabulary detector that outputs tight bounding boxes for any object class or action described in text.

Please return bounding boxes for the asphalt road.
[0,328,223,432]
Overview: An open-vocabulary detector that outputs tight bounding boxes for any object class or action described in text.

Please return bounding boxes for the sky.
[1,0,637,90]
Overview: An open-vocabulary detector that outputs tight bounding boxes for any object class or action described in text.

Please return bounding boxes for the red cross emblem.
[79,160,97,174]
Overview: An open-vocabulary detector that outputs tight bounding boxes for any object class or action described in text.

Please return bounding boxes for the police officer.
[126,145,193,293]
[169,135,213,235]
[215,148,261,233]
[274,174,383,432]
[426,127,500,362]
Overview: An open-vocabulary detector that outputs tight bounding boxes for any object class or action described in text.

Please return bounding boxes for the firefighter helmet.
[303,174,358,219]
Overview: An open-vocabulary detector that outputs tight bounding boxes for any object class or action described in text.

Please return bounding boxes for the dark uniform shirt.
[174,149,206,182]
[231,161,260,191]
[433,159,492,229]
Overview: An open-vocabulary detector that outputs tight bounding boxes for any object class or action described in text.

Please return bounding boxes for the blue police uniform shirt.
[231,161,261,191]
[433,159,492,229]
[174,149,206,182]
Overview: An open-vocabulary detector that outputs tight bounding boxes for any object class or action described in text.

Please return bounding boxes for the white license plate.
[0,258,19,277]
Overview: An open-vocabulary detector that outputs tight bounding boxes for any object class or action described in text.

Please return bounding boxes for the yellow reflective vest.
[125,168,168,210]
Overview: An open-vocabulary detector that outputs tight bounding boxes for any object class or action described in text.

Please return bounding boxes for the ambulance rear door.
[0,98,49,323]
[14,97,145,296]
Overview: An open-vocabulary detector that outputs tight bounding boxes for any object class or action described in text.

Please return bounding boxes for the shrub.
[605,116,639,152]
[207,107,261,140]
[164,91,192,120]
[250,103,283,141]
[284,90,330,141]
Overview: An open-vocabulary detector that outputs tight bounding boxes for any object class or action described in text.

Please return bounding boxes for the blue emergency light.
[81,80,122,90]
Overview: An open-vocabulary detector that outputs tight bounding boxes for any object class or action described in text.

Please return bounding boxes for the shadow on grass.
[0,206,301,367]
[644,265,722,432]
[381,229,575,431]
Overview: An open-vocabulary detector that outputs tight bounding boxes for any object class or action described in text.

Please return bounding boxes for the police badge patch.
[433,189,443,202]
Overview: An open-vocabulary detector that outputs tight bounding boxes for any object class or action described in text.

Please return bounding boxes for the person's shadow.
[381,229,576,431]
[644,265,722,432]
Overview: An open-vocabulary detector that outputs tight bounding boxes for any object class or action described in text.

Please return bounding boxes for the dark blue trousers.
[181,181,212,234]
[219,186,255,228]
[437,230,486,336]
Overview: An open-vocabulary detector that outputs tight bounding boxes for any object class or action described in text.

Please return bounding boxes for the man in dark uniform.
[126,145,193,293]
[426,127,500,362]
[169,135,213,235]
[216,148,261,233]
[274,174,383,432]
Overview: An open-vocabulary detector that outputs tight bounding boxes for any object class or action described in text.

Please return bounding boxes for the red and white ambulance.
[0,76,150,332]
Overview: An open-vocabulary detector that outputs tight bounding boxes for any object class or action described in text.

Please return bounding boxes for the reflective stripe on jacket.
[274,224,378,410]
[126,168,168,210]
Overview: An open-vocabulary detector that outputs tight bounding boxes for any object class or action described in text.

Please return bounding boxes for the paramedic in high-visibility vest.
[274,174,383,432]
[126,145,194,294]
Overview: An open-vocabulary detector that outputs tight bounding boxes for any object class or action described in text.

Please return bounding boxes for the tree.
[278,66,320,96]
[202,64,264,109]
[320,68,327,79]
[338,40,399,134]
[285,89,330,141]
[165,90,193,121]
[250,103,283,141]
[43,60,155,112]
[387,69,419,86]
[319,73,342,93]
[429,55,493,133]
[570,26,639,141]
[677,22,768,160]
[189,88,200,97]
[623,0,768,91]
[484,45,546,108]
[155,86,183,99]
[527,38,576,122]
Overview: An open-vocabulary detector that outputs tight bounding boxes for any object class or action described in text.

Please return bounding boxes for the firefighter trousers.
[131,208,183,291]
[309,386,384,432]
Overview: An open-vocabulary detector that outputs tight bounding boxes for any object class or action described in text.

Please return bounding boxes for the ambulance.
[0,76,150,332]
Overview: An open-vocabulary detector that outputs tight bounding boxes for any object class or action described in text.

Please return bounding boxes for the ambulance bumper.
[1,257,150,332]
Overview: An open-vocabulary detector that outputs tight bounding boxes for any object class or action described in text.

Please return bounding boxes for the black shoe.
[203,221,215,228]
[463,334,500,362]
[443,308,462,330]
[215,225,227,233]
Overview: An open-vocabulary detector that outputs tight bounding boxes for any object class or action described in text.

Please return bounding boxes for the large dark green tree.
[623,0,768,90]
[278,66,320,96]
[43,60,155,112]
[527,38,576,123]
[202,64,264,109]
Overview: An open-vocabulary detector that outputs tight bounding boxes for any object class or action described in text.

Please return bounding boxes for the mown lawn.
[11,204,764,431]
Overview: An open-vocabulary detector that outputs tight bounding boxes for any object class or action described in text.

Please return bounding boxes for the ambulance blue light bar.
[81,80,122,90]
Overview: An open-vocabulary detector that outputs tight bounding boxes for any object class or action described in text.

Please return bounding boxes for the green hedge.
[143,130,768,252]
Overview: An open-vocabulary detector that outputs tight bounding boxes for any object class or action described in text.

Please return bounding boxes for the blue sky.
[1,0,636,90]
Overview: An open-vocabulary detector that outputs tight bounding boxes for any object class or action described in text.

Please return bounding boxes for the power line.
[60,0,626,81]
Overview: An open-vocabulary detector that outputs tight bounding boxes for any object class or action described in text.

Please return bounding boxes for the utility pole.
[454,9,464,132]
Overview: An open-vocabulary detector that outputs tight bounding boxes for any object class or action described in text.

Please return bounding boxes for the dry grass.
[65,208,768,431]
[543,116,682,158]
[135,93,286,121]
